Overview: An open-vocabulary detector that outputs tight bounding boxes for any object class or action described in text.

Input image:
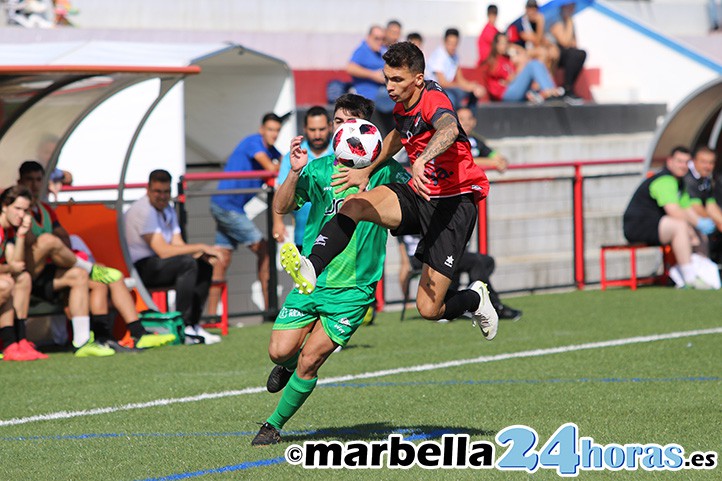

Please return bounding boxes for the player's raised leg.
[284,186,402,293]
[416,264,498,340]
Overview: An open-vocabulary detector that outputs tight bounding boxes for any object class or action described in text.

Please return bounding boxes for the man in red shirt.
[477,4,500,66]
[281,42,499,340]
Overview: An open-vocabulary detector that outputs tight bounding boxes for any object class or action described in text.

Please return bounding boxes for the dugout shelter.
[0,41,295,310]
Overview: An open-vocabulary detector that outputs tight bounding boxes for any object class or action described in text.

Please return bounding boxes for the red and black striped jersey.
[392,80,489,201]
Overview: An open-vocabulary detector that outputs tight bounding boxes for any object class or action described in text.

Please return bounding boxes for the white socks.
[74,256,93,274]
[71,316,90,347]
[680,263,697,284]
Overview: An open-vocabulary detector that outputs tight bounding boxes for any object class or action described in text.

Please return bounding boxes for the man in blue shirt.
[346,25,395,113]
[210,113,282,312]
[273,106,332,251]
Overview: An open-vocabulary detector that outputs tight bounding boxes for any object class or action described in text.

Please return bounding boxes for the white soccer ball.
[332,118,383,169]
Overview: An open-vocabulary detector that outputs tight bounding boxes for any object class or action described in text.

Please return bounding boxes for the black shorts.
[623,216,661,246]
[32,264,60,302]
[385,183,478,279]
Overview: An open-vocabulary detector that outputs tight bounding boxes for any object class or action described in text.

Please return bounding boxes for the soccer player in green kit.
[251,94,410,445]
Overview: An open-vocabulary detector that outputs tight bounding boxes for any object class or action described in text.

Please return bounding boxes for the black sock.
[1,326,17,347]
[90,314,113,343]
[308,213,357,276]
[443,289,481,320]
[14,318,27,341]
[127,320,148,339]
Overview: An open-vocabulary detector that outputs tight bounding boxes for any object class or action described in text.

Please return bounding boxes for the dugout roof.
[645,77,722,172]
[0,41,295,190]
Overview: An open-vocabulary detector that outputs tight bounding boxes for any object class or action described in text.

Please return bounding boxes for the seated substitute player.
[623,146,714,289]
[0,186,46,361]
[280,41,499,339]
[17,161,170,351]
[18,162,122,356]
[251,94,410,446]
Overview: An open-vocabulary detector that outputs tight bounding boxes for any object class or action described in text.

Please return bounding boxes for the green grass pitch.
[0,287,719,480]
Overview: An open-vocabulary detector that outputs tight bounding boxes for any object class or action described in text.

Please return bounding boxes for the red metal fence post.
[573,164,585,289]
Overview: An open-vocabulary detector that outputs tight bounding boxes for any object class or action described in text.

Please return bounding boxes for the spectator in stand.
[477,4,500,66]
[406,32,423,49]
[623,146,715,289]
[273,106,333,251]
[383,19,402,52]
[685,146,722,261]
[125,169,224,344]
[347,25,396,114]
[0,186,46,361]
[457,106,508,173]
[426,28,487,110]
[507,0,558,69]
[485,33,563,103]
[208,113,281,315]
[549,1,587,103]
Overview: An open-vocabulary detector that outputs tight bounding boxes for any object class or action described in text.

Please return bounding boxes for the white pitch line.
[1,327,720,428]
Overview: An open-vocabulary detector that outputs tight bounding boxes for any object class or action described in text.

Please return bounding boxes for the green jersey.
[294,155,411,288]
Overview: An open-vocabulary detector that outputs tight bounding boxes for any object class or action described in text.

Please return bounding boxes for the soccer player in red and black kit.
[281,41,498,340]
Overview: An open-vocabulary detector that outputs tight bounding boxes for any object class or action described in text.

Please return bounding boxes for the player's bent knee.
[417,300,444,320]
[267,343,297,365]
[66,267,89,286]
[0,277,14,297]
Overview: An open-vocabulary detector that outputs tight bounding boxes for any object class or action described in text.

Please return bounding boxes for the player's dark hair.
[148,169,172,185]
[488,4,498,15]
[407,32,423,44]
[387,19,401,29]
[334,94,374,121]
[19,160,44,177]
[262,112,283,125]
[383,41,425,75]
[692,145,715,158]
[0,184,32,207]
[304,106,331,126]
[444,28,460,39]
[669,146,691,157]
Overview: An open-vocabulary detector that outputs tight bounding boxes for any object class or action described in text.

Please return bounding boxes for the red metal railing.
[477,158,644,290]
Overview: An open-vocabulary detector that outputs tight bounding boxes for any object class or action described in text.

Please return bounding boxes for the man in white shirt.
[426,28,486,110]
[125,169,224,344]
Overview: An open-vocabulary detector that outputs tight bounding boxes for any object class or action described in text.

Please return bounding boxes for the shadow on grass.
[282,421,496,443]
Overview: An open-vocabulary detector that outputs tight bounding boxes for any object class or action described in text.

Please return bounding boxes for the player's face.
[260,120,281,148]
[304,115,331,153]
[384,64,424,107]
[667,151,691,178]
[2,196,30,227]
[147,181,172,211]
[18,171,43,199]
[694,151,716,177]
[333,109,354,129]
[457,108,476,134]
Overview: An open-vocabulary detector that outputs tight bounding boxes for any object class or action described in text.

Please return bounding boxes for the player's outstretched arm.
[274,136,306,215]
[412,112,459,201]
[332,129,403,193]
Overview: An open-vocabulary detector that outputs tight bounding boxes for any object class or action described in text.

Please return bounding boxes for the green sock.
[267,372,317,429]
[279,350,300,371]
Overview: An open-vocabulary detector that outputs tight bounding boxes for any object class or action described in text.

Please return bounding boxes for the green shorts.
[273,285,376,346]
